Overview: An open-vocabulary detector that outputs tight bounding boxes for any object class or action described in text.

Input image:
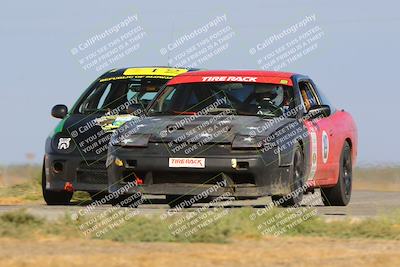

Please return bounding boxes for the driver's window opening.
[299,81,320,112]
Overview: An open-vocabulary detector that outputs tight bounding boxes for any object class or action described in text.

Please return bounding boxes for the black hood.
[114,115,296,145]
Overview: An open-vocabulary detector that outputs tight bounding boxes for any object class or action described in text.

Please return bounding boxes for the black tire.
[42,162,72,205]
[110,193,142,208]
[166,195,193,209]
[271,143,305,207]
[321,142,352,206]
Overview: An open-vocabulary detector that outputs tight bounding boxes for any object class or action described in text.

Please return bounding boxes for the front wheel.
[321,142,352,206]
[42,162,72,205]
[271,143,305,207]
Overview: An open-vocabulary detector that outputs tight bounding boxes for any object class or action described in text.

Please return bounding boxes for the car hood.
[116,115,296,144]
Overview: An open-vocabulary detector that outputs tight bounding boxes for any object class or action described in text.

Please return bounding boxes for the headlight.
[112,134,151,147]
[231,135,272,150]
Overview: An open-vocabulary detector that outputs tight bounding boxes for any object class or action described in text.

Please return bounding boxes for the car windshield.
[148,82,294,117]
[75,78,169,114]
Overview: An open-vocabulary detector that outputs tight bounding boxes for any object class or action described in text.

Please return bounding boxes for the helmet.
[271,85,284,106]
[255,84,284,106]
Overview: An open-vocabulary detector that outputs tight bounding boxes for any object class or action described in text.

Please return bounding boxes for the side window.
[299,81,321,111]
[79,82,112,113]
[97,83,112,109]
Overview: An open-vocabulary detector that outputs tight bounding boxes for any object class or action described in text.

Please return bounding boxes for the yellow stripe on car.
[123,67,188,76]
[99,68,188,82]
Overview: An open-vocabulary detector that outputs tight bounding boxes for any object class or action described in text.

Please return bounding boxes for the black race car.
[107,70,357,208]
[42,67,195,205]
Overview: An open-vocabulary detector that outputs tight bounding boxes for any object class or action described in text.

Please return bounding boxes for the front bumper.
[108,143,291,198]
[44,153,108,193]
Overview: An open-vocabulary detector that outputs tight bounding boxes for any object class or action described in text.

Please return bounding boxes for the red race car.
[107,70,358,207]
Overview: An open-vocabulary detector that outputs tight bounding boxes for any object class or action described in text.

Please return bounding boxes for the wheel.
[166,195,193,209]
[321,142,352,206]
[271,143,305,207]
[110,193,142,208]
[42,161,72,205]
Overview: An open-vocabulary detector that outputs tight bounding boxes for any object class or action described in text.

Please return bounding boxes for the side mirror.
[307,105,331,119]
[127,103,144,115]
[51,104,68,119]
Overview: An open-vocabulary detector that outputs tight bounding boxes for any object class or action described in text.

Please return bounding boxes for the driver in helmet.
[254,84,285,115]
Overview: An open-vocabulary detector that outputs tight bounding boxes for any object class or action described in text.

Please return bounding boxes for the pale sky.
[0,0,399,165]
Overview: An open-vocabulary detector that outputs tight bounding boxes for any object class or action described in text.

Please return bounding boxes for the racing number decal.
[322,130,329,163]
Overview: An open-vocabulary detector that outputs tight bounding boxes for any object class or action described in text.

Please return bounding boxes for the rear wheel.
[166,195,193,209]
[271,144,305,207]
[321,142,352,206]
[42,162,72,205]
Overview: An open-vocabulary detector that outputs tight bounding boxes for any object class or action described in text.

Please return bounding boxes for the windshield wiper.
[148,110,175,116]
[206,108,237,115]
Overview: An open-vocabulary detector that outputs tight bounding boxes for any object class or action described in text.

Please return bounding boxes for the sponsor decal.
[58,138,71,150]
[280,79,289,84]
[322,130,329,163]
[201,76,258,82]
[97,114,135,132]
[99,68,188,82]
[308,130,317,181]
[123,67,188,76]
[169,158,205,168]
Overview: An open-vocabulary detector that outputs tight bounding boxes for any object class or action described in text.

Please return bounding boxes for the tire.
[110,193,142,208]
[271,143,305,207]
[166,195,193,209]
[42,162,72,205]
[321,142,352,206]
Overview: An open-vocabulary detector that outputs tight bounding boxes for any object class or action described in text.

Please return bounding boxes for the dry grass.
[353,166,400,192]
[0,236,399,267]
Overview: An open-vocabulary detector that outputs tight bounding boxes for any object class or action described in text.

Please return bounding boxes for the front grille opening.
[126,160,137,168]
[152,172,224,185]
[236,161,249,170]
[79,160,106,171]
[76,160,107,184]
[77,171,107,184]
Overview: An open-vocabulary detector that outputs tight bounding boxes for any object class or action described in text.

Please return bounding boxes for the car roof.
[174,70,296,78]
[167,70,298,86]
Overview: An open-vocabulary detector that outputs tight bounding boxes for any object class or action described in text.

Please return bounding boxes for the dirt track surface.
[0,236,399,267]
[0,190,399,220]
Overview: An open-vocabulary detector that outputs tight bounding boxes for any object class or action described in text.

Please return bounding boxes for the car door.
[299,79,336,182]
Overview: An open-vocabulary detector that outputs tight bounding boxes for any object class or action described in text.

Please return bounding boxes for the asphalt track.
[0,190,398,221]
[0,191,400,220]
